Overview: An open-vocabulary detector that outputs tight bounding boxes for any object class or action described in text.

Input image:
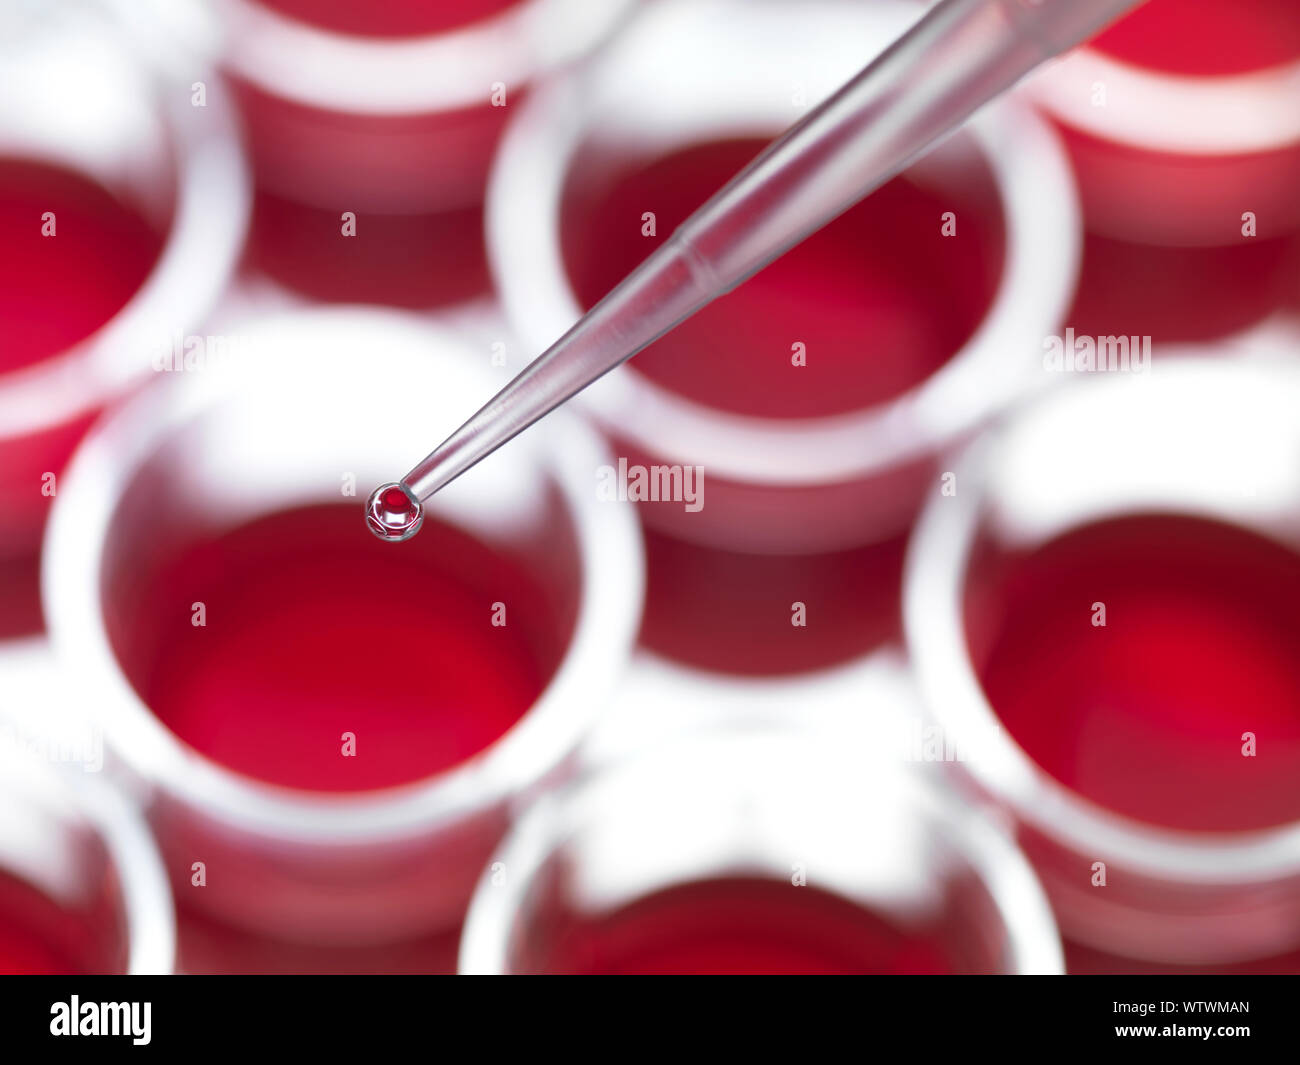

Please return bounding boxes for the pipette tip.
[365,482,424,543]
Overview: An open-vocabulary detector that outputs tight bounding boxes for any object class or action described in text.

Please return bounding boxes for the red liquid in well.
[534,878,960,975]
[178,905,462,974]
[1067,230,1300,344]
[247,190,491,308]
[111,504,573,793]
[1066,937,1300,976]
[0,159,165,376]
[256,0,522,38]
[0,552,43,639]
[638,527,907,676]
[1091,0,1300,77]
[562,138,1004,420]
[0,872,115,975]
[968,514,1300,831]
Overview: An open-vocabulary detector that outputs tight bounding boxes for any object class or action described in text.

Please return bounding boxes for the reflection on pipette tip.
[365,482,424,543]
[377,0,1146,513]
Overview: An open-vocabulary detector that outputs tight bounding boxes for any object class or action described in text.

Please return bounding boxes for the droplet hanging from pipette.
[365,482,423,542]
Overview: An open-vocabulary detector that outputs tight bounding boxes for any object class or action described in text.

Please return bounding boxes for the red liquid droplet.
[255,0,523,38]
[530,878,963,975]
[969,514,1300,831]
[111,503,576,793]
[562,137,1005,420]
[0,158,165,376]
[1090,0,1300,77]
[381,486,409,510]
